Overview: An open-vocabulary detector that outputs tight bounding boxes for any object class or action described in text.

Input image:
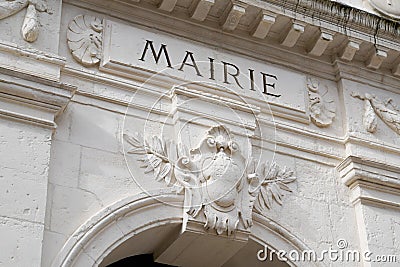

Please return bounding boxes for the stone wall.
[0,0,399,266]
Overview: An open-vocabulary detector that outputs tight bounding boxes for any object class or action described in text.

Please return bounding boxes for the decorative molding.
[337,156,400,189]
[337,156,400,211]
[368,0,400,20]
[269,0,400,38]
[67,15,103,67]
[0,40,65,81]
[0,0,47,43]
[0,68,76,128]
[124,125,297,235]
[349,181,400,210]
[66,0,400,84]
[307,77,336,127]
[352,92,400,135]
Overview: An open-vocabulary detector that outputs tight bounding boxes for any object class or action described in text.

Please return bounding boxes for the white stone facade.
[0,0,400,266]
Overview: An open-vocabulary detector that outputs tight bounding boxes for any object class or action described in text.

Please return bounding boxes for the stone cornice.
[261,0,400,38]
[0,41,66,67]
[337,155,400,209]
[0,40,66,81]
[0,68,76,129]
[66,0,400,81]
[337,155,400,189]
[349,180,400,210]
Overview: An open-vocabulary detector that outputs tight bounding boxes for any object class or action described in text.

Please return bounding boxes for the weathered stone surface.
[0,216,44,267]
[1,1,400,266]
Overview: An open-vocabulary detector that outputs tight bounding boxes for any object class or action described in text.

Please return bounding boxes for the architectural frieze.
[66,0,400,82]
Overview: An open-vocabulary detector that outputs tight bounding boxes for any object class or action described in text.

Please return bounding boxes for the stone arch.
[53,189,315,267]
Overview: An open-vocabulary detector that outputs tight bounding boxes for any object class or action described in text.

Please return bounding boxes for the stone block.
[0,216,43,267]
[48,140,81,188]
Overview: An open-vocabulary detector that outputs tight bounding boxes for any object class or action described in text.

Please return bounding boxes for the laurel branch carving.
[124,125,297,235]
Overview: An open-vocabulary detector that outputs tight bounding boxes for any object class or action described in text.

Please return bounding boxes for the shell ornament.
[307,78,336,127]
[67,15,103,67]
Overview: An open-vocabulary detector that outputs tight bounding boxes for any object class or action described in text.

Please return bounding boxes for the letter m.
[139,40,173,68]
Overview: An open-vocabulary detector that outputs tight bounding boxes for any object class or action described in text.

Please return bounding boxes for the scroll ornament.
[352,92,400,134]
[307,78,336,127]
[124,125,297,236]
[67,14,103,67]
[0,0,47,43]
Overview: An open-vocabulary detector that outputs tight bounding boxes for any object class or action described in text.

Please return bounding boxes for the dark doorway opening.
[106,254,177,267]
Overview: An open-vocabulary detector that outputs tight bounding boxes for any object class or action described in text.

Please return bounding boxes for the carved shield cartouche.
[202,151,242,211]
[124,124,297,235]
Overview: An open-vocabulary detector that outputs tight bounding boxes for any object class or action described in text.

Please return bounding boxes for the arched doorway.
[54,191,311,267]
[104,239,290,267]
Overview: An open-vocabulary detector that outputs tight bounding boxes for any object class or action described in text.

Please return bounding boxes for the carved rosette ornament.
[124,125,297,236]
[67,15,103,67]
[307,77,336,127]
[352,92,400,134]
[0,0,46,42]
[368,0,400,20]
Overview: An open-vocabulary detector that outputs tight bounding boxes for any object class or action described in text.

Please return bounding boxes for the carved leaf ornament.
[124,133,182,192]
[0,0,46,42]
[124,125,297,235]
[67,15,103,66]
[253,161,296,213]
[352,92,400,134]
